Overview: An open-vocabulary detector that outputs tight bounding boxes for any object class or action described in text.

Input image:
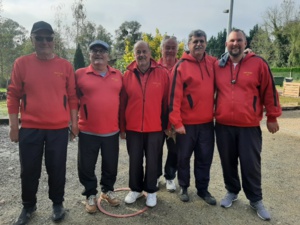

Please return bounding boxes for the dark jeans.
[215,123,262,202]
[18,127,69,208]
[176,122,215,192]
[126,131,164,193]
[78,132,119,197]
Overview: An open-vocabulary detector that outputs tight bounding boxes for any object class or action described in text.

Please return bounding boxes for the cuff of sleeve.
[267,116,277,123]
[174,123,183,129]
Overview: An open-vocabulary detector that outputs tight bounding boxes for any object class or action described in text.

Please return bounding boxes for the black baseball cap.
[31,21,54,34]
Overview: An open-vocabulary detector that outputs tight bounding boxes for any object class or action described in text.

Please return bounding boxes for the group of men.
[7,21,281,225]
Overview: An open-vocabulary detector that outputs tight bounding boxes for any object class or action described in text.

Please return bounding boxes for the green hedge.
[271,67,300,73]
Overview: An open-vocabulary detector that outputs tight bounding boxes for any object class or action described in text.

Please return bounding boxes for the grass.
[0,100,8,118]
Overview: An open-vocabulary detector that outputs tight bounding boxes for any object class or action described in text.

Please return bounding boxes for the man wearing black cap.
[76,40,122,213]
[7,21,78,224]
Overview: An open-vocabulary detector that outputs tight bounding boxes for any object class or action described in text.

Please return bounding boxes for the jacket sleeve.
[259,60,282,122]
[119,74,128,133]
[66,64,79,110]
[7,59,22,114]
[161,70,169,130]
[168,64,184,129]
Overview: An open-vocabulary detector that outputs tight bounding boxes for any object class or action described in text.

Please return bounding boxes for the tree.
[114,29,185,72]
[0,18,27,87]
[114,21,142,57]
[206,29,227,58]
[250,27,276,65]
[262,0,300,66]
[73,44,85,70]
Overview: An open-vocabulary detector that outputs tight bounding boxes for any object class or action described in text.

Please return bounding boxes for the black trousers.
[215,123,262,202]
[78,132,119,197]
[126,131,164,193]
[176,122,215,192]
[18,127,68,208]
[157,135,178,180]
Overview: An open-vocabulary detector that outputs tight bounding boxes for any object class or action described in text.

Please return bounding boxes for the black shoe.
[197,191,217,205]
[14,205,37,225]
[179,187,189,202]
[52,204,65,222]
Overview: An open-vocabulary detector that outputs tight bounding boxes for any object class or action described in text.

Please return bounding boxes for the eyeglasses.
[192,39,205,44]
[90,49,108,54]
[34,36,54,42]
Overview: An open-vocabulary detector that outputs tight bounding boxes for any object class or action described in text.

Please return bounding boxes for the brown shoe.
[100,191,120,207]
[85,195,97,213]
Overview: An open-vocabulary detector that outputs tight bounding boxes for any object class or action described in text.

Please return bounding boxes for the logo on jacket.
[243,71,252,76]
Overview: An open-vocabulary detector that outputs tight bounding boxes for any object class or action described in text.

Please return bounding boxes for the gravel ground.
[0,110,299,225]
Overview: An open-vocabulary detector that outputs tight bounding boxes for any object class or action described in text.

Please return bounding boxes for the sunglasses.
[34,36,54,42]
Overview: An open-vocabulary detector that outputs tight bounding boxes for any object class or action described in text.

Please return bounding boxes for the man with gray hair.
[169,30,216,205]
[157,35,179,192]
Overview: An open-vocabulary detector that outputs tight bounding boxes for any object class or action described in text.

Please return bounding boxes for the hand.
[120,132,126,139]
[244,48,253,54]
[175,126,186,134]
[267,121,279,134]
[70,124,79,141]
[9,126,19,143]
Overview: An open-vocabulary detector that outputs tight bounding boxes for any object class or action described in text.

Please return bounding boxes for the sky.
[2,0,285,42]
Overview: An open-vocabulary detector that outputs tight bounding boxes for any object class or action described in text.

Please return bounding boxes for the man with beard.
[120,41,169,207]
[214,29,281,220]
[169,30,216,205]
[75,40,122,213]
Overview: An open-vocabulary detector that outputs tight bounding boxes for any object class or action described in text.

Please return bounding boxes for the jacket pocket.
[187,94,193,109]
[253,96,257,112]
[83,104,88,119]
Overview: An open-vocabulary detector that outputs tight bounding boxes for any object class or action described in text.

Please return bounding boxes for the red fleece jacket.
[120,59,169,133]
[214,53,282,127]
[169,52,216,129]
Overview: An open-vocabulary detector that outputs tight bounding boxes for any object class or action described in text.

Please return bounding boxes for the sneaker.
[250,200,271,221]
[85,195,97,213]
[101,191,120,207]
[166,179,176,192]
[197,191,216,205]
[124,191,143,204]
[179,187,189,202]
[146,193,157,207]
[220,192,238,208]
[14,205,37,225]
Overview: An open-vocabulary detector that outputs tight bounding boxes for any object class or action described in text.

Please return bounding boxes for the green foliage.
[206,29,226,58]
[73,44,85,70]
[0,18,27,87]
[114,21,142,56]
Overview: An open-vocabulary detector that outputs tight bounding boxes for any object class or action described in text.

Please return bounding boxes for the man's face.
[134,42,151,69]
[188,35,206,60]
[89,46,109,67]
[32,30,54,56]
[162,39,178,60]
[226,31,247,58]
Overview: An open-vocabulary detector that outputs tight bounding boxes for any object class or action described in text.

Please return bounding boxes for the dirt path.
[0,110,299,225]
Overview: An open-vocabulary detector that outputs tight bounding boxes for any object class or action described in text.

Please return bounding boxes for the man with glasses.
[75,40,122,213]
[169,30,216,205]
[157,36,179,192]
[7,21,78,224]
